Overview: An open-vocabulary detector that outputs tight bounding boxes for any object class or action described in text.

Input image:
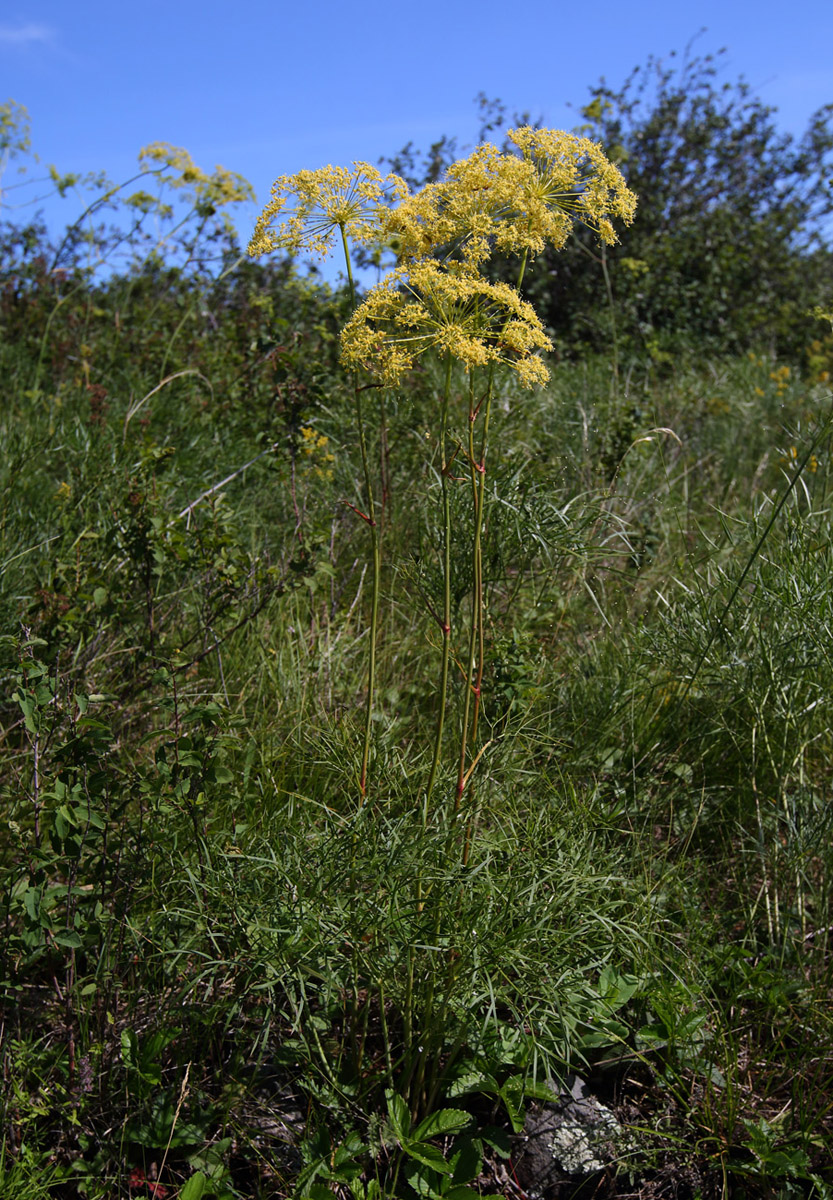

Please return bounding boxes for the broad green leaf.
[304,1184,335,1200]
[385,1090,410,1141]
[444,1068,499,1098]
[179,1171,208,1200]
[449,1135,482,1185]
[53,930,83,948]
[480,1125,512,1159]
[403,1163,435,1197]
[598,966,640,1010]
[498,1079,526,1133]
[524,1080,558,1102]
[401,1139,452,1174]
[412,1107,471,1143]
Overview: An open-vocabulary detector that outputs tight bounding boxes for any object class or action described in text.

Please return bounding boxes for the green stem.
[457,250,528,838]
[461,379,494,861]
[340,226,380,803]
[424,355,453,822]
[516,247,529,291]
[455,371,493,813]
[599,242,619,390]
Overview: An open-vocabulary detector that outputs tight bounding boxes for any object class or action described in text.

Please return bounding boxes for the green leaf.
[386,1090,410,1141]
[22,888,39,922]
[304,1185,335,1200]
[179,1171,208,1200]
[53,930,83,948]
[498,1078,531,1133]
[598,966,640,1010]
[294,1159,326,1194]
[580,1018,630,1048]
[403,1163,436,1198]
[480,1125,512,1159]
[401,1139,452,1174]
[412,1108,471,1143]
[121,1028,139,1069]
[444,1068,499,1098]
[450,1135,482,1185]
[519,1079,558,1102]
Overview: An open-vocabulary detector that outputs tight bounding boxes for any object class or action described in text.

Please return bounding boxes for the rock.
[513,1074,635,1196]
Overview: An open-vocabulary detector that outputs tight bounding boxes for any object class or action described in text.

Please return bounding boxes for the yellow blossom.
[340,259,551,388]
[506,127,636,247]
[248,163,408,261]
[139,143,253,208]
[383,128,636,270]
[297,426,336,479]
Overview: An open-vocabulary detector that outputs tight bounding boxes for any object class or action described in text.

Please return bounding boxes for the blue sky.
[2,0,832,279]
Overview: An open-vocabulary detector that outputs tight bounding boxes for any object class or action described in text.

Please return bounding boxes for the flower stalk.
[249,130,636,816]
[340,226,380,802]
[423,354,453,822]
[455,371,493,821]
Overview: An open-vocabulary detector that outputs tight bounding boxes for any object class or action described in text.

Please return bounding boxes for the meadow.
[2,67,833,1199]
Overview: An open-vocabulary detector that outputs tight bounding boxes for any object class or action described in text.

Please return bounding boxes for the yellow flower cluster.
[298,426,336,479]
[807,337,832,384]
[248,163,408,260]
[507,127,637,248]
[769,364,791,398]
[340,259,551,388]
[139,143,254,207]
[383,128,636,269]
[250,128,636,389]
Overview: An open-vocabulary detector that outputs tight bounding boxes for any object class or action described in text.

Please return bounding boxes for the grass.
[2,220,833,1199]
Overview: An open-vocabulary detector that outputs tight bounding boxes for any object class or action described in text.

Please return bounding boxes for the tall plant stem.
[424,356,454,823]
[455,371,493,814]
[340,227,380,803]
[516,248,529,291]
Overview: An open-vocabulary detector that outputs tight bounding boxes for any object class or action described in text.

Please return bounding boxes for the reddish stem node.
[342,500,376,525]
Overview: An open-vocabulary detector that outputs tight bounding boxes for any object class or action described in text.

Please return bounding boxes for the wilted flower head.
[384,128,636,269]
[248,163,408,261]
[340,259,551,388]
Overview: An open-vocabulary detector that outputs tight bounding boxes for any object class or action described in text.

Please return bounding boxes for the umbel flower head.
[383,128,637,269]
[139,143,254,208]
[248,163,408,261]
[505,126,637,248]
[340,259,552,388]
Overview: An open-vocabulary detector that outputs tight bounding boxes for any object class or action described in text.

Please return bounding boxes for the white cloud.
[0,23,55,46]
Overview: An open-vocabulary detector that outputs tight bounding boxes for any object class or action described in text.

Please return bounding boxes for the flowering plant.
[249,129,636,814]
